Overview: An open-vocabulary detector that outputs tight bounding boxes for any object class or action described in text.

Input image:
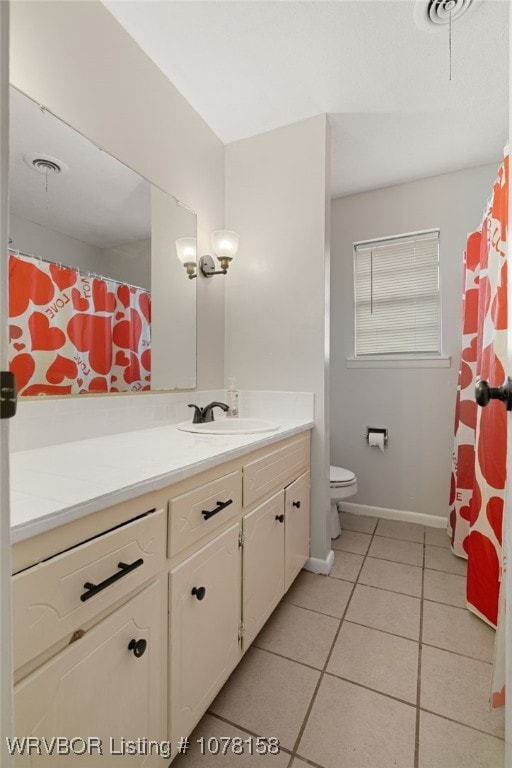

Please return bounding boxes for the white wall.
[225,115,331,562]
[99,240,151,290]
[10,0,225,389]
[9,213,103,273]
[151,188,196,390]
[331,163,501,519]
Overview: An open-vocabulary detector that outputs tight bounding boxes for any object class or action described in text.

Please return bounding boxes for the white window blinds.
[354,229,440,356]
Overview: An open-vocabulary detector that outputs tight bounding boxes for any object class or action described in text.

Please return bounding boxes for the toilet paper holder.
[366,427,388,445]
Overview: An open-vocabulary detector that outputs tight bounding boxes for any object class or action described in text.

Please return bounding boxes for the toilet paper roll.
[368,431,385,452]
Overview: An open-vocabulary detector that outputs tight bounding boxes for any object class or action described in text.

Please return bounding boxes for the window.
[353,229,440,357]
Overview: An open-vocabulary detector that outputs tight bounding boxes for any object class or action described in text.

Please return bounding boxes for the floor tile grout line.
[342,524,463,560]
[339,551,424,568]
[322,668,417,709]
[206,673,504,757]
[257,607,494,668]
[340,575,422,600]
[206,517,501,766]
[284,515,380,764]
[418,706,506,741]
[420,640,494,666]
[286,580,355,758]
[288,756,326,768]
[285,587,492,664]
[339,521,501,753]
[424,564,468,577]
[341,526,423,544]
[207,653,505,755]
[250,643,326,674]
[414,524,426,768]
[203,711,294,757]
[283,596,347,621]
[333,573,422,599]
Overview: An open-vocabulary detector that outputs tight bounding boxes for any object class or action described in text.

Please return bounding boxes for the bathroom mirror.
[8,86,197,396]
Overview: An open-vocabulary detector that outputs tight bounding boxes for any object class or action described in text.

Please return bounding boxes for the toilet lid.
[330,465,356,486]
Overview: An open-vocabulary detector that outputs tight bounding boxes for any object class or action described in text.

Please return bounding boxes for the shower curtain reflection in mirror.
[8,252,151,395]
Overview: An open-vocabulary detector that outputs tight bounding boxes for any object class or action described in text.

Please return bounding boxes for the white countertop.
[10,417,313,543]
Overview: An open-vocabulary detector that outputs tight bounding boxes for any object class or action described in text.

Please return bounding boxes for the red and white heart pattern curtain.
[449,153,508,706]
[8,254,151,395]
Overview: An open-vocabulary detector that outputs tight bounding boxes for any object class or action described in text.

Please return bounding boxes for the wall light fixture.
[176,231,239,279]
[175,237,197,279]
[199,230,239,278]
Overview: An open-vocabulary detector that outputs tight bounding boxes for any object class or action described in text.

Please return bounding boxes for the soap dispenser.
[226,378,239,418]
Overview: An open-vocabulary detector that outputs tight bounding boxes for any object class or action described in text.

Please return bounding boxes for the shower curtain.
[449,153,508,706]
[8,254,151,395]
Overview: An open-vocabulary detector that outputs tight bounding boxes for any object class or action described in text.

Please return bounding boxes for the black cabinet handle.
[202,499,233,521]
[292,500,301,508]
[80,559,144,603]
[128,638,147,658]
[275,514,285,523]
[192,586,206,601]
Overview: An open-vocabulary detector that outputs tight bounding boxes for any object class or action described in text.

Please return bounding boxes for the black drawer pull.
[192,586,206,601]
[292,500,301,509]
[80,558,144,603]
[202,498,233,521]
[128,638,147,658]
[275,514,285,523]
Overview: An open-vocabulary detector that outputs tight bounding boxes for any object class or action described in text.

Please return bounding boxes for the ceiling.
[103,0,509,198]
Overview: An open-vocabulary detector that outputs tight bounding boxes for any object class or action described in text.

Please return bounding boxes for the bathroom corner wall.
[9,0,225,390]
[225,115,331,562]
[330,162,501,520]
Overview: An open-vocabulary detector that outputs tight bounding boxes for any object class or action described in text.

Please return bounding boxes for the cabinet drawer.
[13,510,165,671]
[243,435,309,508]
[168,470,242,558]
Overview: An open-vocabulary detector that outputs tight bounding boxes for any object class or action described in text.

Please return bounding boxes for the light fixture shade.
[175,237,197,265]
[211,230,239,261]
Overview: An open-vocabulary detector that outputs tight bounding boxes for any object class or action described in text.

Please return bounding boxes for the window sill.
[346,355,451,369]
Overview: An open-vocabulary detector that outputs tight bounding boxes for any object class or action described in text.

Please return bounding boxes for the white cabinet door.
[284,472,310,592]
[169,522,241,747]
[242,491,285,649]
[14,581,166,767]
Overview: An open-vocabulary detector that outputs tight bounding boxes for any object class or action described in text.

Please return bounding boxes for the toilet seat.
[330,465,356,487]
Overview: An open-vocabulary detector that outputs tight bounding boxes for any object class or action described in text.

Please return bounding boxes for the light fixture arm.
[185,263,197,280]
[199,254,231,278]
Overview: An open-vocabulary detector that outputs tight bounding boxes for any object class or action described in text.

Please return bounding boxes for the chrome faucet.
[188,402,229,423]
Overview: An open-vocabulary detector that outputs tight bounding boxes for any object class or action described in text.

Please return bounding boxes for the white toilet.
[330,465,357,539]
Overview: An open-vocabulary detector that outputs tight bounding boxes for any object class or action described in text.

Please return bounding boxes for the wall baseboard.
[304,549,335,575]
[338,501,447,529]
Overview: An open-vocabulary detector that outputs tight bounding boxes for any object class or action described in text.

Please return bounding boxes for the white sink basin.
[177,418,280,435]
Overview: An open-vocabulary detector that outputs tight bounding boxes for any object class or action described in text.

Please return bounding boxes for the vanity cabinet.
[12,430,311,766]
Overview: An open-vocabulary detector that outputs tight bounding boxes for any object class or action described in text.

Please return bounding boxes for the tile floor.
[172,514,505,768]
